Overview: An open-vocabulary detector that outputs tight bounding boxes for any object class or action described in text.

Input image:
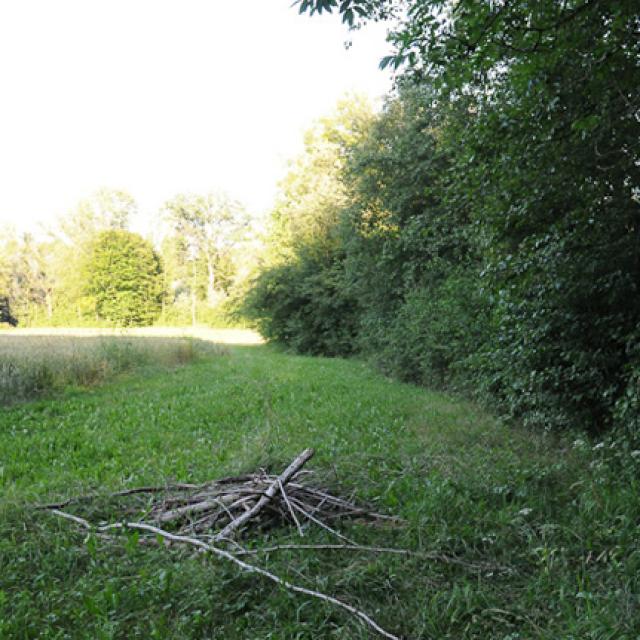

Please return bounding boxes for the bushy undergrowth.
[0,334,216,405]
[245,254,358,357]
[155,299,246,329]
[244,0,640,436]
[370,269,489,391]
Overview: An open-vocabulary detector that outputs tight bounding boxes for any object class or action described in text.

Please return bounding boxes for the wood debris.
[40,448,492,639]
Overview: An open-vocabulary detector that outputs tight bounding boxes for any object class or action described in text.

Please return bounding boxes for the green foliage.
[1,188,252,329]
[252,1,640,435]
[245,97,373,356]
[377,268,489,390]
[163,192,249,306]
[84,230,163,327]
[57,188,136,247]
[156,299,244,329]
[245,252,358,356]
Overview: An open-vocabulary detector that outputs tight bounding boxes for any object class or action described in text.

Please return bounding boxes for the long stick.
[214,449,314,542]
[234,543,419,557]
[277,478,304,537]
[39,483,202,510]
[289,497,356,545]
[49,510,402,640]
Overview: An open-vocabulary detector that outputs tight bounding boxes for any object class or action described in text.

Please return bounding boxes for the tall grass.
[0,334,220,404]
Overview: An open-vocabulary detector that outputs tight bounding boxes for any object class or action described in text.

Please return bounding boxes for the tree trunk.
[205,250,216,305]
[46,289,53,319]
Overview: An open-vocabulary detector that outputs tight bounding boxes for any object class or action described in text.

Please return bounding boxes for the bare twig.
[214,449,315,542]
[234,543,419,557]
[48,511,401,640]
[277,478,304,537]
[133,522,402,639]
[38,483,202,510]
[289,497,357,545]
[51,509,93,528]
[155,493,244,524]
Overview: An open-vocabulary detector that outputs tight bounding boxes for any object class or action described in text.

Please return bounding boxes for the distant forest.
[0,189,253,328]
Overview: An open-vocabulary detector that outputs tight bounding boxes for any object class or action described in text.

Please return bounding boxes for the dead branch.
[214,448,314,542]
[289,496,357,545]
[48,510,402,640]
[277,478,304,536]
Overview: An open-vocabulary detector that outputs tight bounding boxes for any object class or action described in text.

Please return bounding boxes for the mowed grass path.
[1,343,638,638]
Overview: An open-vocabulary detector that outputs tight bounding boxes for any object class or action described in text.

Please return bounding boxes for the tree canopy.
[247,0,640,434]
[84,230,163,326]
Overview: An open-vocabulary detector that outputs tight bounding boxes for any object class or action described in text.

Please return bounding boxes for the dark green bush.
[245,253,358,357]
[377,268,489,390]
[247,0,640,435]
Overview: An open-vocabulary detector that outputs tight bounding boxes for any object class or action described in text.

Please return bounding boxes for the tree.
[268,95,374,264]
[0,230,54,325]
[84,230,163,326]
[0,296,18,326]
[36,188,140,323]
[163,192,248,306]
[265,0,640,432]
[57,188,136,247]
[245,96,374,355]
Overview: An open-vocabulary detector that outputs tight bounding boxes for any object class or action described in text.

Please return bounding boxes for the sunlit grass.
[0,330,236,405]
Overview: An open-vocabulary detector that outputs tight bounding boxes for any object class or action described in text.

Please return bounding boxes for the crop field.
[1,333,638,639]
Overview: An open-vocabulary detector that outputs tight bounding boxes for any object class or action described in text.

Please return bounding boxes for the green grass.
[0,334,221,405]
[1,344,638,639]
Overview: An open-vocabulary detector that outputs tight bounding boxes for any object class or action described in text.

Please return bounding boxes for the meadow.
[0,332,638,638]
[0,328,259,405]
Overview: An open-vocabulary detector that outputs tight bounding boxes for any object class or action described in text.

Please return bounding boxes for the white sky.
[0,0,393,236]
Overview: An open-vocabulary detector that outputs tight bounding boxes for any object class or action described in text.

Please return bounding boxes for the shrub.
[84,230,163,327]
[245,254,357,357]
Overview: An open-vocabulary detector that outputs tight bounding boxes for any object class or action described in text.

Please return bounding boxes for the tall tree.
[258,0,640,431]
[84,230,163,326]
[163,193,248,305]
[45,188,139,322]
[267,95,374,265]
[245,96,374,355]
[0,230,53,324]
[57,188,136,246]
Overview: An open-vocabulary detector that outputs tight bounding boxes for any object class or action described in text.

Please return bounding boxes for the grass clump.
[0,333,220,405]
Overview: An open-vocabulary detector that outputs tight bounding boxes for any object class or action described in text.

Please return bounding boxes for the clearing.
[0,332,637,638]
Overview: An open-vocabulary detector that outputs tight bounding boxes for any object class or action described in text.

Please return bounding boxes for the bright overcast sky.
[0,0,393,235]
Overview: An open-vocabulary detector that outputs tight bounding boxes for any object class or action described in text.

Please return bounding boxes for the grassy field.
[1,334,638,639]
[0,328,260,405]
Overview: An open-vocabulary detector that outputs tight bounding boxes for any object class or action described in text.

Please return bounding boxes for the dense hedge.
[246,0,640,435]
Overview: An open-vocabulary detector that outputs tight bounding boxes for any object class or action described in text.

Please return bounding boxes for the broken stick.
[214,448,314,542]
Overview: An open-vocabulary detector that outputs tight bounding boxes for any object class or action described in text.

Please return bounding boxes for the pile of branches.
[41,449,499,639]
[145,448,399,543]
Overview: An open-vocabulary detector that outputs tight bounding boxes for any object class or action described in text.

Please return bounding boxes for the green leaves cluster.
[84,230,163,327]
[0,188,251,328]
[244,98,373,355]
[249,1,640,434]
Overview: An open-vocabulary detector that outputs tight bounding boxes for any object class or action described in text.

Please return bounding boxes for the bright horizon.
[0,0,393,237]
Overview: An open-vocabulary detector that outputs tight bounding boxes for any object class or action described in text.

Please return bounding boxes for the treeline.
[246,0,640,433]
[0,189,252,327]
